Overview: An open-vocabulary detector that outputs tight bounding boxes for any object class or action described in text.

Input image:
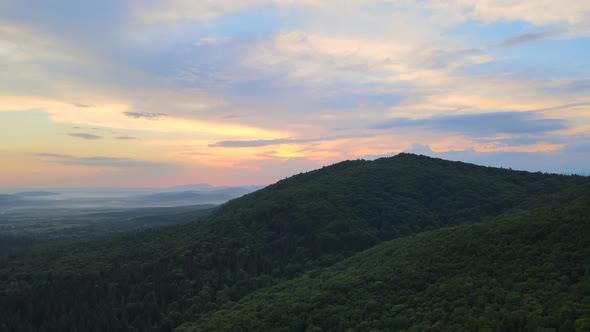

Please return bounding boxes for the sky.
[0,0,589,188]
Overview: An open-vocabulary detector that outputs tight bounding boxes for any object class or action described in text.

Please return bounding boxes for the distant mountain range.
[14,191,61,197]
[1,183,262,195]
[0,184,261,211]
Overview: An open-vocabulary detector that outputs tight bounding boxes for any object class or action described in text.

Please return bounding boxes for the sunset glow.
[1,1,589,188]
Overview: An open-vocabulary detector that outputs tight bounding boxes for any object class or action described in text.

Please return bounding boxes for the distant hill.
[15,191,61,197]
[0,185,256,211]
[135,187,254,205]
[0,154,588,331]
[166,184,262,192]
[0,194,17,201]
[168,183,220,191]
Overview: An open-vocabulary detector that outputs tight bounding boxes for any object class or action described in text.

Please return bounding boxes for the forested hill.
[1,154,589,331]
[193,202,590,331]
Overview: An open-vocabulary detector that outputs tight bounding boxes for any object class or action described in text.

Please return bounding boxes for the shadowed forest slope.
[1,154,589,331]
[192,202,590,331]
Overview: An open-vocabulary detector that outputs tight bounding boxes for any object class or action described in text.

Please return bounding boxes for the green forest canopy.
[1,154,589,331]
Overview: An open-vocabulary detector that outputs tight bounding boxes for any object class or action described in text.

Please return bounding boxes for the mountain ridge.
[1,153,588,331]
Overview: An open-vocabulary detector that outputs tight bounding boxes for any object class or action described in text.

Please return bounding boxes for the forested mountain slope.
[1,154,589,331]
[192,202,590,331]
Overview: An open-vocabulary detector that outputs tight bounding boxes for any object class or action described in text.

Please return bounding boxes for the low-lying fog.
[0,184,260,212]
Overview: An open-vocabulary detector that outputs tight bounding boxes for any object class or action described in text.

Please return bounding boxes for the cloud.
[403,143,590,175]
[33,152,170,169]
[68,132,102,140]
[62,156,147,168]
[428,0,590,28]
[136,0,267,22]
[245,31,494,88]
[115,136,138,140]
[245,31,406,85]
[477,135,565,147]
[498,30,560,48]
[549,80,590,95]
[319,92,401,109]
[195,37,229,47]
[71,103,92,108]
[25,151,184,187]
[178,151,215,156]
[370,112,568,138]
[425,48,486,69]
[209,135,371,148]
[222,114,246,119]
[137,1,590,29]
[31,153,70,159]
[123,111,168,119]
[534,102,590,112]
